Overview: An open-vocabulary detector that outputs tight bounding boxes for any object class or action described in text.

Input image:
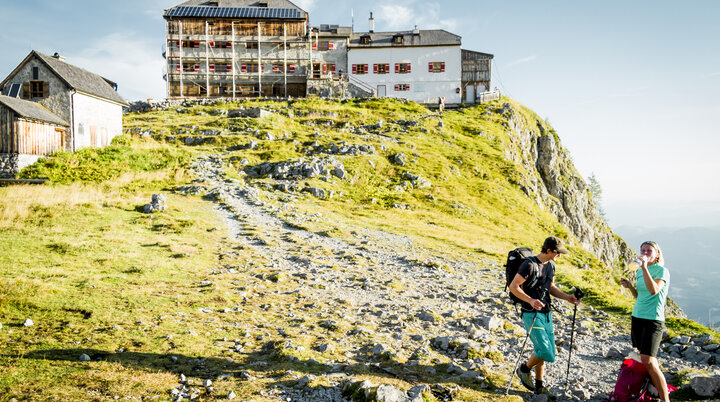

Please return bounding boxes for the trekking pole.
[505,311,538,396]
[564,287,584,393]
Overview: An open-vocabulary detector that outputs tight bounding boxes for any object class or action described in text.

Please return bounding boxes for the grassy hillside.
[2,97,715,400]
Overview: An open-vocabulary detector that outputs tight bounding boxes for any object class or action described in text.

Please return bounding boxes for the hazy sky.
[2,0,718,229]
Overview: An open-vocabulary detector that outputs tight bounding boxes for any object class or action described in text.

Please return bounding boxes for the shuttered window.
[428,62,445,73]
[352,64,368,74]
[394,84,410,91]
[396,63,411,74]
[374,63,389,74]
[29,81,48,98]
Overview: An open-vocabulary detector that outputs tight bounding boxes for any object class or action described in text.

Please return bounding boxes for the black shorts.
[631,316,665,357]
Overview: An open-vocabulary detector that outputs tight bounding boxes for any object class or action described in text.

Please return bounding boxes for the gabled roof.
[0,51,128,106]
[165,0,307,19]
[349,29,461,48]
[0,95,69,126]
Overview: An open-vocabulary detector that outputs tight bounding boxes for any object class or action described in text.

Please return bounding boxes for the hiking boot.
[515,366,534,391]
[534,386,556,401]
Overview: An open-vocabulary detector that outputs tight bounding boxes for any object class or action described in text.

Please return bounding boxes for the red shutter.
[331,64,336,74]
[194,64,199,72]
[352,64,357,74]
[395,64,399,73]
[273,64,279,73]
[323,64,328,74]
[289,64,295,73]
[373,64,378,74]
[312,42,317,50]
[241,64,247,73]
[209,64,215,72]
[329,42,335,50]
[194,41,199,48]
[176,64,180,72]
[394,84,399,91]
[209,41,215,47]
[407,63,411,73]
[441,62,445,72]
[227,64,232,72]
[429,62,433,72]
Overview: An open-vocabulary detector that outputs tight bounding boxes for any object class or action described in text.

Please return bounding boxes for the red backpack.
[608,357,677,402]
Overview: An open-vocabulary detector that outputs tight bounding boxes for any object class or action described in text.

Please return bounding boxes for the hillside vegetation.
[1,97,715,400]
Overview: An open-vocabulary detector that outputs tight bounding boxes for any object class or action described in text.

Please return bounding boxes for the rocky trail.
[175,154,718,401]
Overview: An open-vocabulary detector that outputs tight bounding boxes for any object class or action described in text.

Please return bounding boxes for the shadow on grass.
[14,343,502,400]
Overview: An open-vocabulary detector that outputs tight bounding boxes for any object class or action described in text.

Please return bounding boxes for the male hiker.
[509,236,581,399]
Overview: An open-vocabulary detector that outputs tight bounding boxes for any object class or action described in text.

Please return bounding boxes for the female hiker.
[620,241,671,402]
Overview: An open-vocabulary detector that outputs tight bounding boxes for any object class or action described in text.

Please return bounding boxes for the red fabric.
[608,359,678,402]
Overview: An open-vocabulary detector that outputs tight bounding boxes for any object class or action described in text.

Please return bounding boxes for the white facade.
[347,45,462,104]
[72,92,124,150]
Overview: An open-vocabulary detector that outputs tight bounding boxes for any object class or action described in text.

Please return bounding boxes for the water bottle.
[627,258,643,271]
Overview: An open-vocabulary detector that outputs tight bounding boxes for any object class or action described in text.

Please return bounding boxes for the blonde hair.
[641,241,664,266]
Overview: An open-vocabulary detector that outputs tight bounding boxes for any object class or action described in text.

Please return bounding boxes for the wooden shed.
[0,94,69,156]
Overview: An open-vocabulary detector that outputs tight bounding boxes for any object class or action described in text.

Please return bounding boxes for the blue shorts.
[522,311,556,362]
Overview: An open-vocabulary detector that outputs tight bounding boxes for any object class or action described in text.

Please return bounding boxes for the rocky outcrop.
[498,102,633,267]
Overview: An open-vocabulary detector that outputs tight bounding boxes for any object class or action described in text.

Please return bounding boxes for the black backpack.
[504,247,539,304]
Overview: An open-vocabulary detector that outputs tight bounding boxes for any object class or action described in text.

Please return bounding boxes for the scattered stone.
[23,319,33,327]
[79,354,91,361]
[144,194,167,213]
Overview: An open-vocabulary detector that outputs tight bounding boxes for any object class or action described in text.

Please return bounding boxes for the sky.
[2,0,719,230]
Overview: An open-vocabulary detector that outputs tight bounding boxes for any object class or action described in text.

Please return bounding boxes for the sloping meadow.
[1,97,715,400]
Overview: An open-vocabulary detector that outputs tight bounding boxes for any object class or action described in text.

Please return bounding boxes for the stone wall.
[306,78,350,98]
[0,153,42,177]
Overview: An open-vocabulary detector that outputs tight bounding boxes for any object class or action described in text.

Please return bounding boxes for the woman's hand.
[620,278,632,288]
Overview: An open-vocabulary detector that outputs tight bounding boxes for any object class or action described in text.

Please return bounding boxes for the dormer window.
[360,35,371,44]
[206,1,219,6]
[258,1,268,7]
[392,35,404,44]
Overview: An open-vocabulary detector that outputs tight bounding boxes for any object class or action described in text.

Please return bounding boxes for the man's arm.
[550,282,580,305]
[509,273,545,311]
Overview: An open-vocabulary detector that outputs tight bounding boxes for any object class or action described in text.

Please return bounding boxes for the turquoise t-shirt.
[632,264,670,321]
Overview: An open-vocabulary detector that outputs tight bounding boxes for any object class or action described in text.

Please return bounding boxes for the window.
[395,63,412,74]
[30,81,46,98]
[182,40,200,48]
[394,84,410,91]
[241,64,262,73]
[352,64,368,74]
[373,63,389,74]
[428,62,446,73]
[322,64,336,75]
[246,42,258,49]
[210,41,232,49]
[182,63,199,72]
[312,41,335,51]
[392,35,404,44]
[32,67,39,80]
[212,63,232,73]
[359,35,371,44]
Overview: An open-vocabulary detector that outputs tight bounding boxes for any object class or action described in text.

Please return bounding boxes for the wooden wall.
[0,106,66,155]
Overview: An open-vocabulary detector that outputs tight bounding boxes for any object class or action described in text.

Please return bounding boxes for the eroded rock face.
[499,102,630,265]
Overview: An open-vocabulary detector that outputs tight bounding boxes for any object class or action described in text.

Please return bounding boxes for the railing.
[346,75,375,96]
[477,89,501,103]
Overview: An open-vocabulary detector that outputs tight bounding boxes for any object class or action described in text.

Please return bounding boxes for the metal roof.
[0,95,69,126]
[166,6,302,19]
[349,30,462,48]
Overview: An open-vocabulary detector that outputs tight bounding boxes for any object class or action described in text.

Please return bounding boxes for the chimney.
[52,52,65,61]
[369,12,375,33]
[413,25,419,34]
